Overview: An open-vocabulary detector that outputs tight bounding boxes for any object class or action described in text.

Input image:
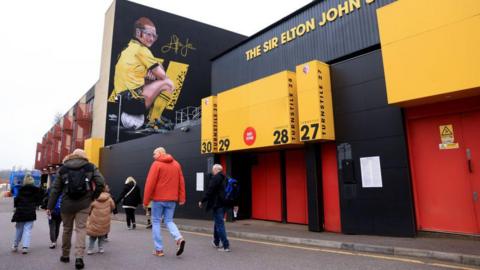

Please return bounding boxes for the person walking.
[43,175,63,249]
[198,164,231,252]
[47,149,105,270]
[48,192,62,249]
[115,176,142,229]
[143,147,186,257]
[11,174,43,254]
[86,186,115,255]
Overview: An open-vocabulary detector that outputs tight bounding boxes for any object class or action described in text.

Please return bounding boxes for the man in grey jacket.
[47,149,105,270]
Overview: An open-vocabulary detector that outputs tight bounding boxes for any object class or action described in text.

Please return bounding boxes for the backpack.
[59,164,94,200]
[224,177,239,206]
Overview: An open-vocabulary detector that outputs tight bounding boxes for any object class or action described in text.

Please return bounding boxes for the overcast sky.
[0,0,312,170]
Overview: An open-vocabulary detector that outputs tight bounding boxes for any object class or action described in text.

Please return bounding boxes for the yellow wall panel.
[219,73,294,111]
[217,71,300,152]
[296,60,335,141]
[378,0,480,46]
[84,138,104,168]
[200,96,217,154]
[377,0,480,105]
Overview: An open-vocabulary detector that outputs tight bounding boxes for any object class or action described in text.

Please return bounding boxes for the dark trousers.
[49,213,62,243]
[125,208,136,227]
[213,207,229,249]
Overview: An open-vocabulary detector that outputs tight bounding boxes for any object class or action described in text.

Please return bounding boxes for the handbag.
[122,183,136,203]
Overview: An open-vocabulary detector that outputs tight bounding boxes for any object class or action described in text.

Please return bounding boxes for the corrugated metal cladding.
[212,0,395,93]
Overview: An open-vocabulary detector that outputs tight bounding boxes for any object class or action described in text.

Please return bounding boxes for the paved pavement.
[1,197,479,270]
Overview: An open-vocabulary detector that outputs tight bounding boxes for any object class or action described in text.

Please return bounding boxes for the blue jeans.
[14,221,34,248]
[151,201,182,251]
[88,236,105,250]
[213,207,229,249]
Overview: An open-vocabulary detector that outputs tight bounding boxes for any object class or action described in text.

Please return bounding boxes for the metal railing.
[175,106,201,125]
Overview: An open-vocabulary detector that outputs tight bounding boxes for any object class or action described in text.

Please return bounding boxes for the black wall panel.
[331,50,415,237]
[100,125,212,220]
[212,0,395,93]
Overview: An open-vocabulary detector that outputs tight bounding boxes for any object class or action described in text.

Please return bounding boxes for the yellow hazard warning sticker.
[438,124,459,149]
[439,124,454,144]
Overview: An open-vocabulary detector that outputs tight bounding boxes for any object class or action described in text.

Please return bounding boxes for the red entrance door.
[251,152,282,221]
[286,149,308,224]
[462,111,480,231]
[408,111,480,234]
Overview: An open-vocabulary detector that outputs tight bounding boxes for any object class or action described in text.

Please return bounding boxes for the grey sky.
[0,0,311,170]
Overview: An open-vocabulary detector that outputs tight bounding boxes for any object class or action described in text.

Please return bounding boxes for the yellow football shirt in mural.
[108,39,159,101]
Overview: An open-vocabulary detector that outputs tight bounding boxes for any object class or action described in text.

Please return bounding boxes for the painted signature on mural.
[161,35,196,57]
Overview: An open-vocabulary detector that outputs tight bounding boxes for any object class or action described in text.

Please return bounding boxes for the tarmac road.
[0,197,476,270]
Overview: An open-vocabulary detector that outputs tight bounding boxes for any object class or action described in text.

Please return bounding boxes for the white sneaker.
[211,240,220,248]
[217,248,231,252]
[87,249,94,255]
[11,245,18,252]
[49,242,56,249]
[98,247,105,254]
[22,247,28,254]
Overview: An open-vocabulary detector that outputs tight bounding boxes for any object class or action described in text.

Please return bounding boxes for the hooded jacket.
[143,154,185,206]
[86,192,115,237]
[11,184,43,222]
[47,154,106,214]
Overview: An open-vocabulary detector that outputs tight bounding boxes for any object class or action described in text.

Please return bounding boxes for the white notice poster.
[196,172,204,191]
[360,156,383,188]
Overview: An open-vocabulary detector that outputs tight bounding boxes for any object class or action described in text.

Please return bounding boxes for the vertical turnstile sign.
[296,60,335,141]
[200,96,217,154]
[217,71,300,152]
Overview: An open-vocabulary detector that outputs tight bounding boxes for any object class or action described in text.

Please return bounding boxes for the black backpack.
[59,164,94,200]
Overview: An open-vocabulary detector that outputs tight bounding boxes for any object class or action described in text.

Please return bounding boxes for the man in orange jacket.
[144,147,186,257]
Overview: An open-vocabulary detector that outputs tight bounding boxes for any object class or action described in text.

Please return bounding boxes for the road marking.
[356,253,424,264]
[430,263,479,270]
[182,230,479,270]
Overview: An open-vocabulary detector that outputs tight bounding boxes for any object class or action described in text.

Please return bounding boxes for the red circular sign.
[243,127,256,146]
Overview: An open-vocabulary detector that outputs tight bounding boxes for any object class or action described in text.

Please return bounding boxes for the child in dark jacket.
[11,174,43,254]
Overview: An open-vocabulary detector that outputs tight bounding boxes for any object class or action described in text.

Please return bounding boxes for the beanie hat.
[72,148,87,159]
[23,174,35,186]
